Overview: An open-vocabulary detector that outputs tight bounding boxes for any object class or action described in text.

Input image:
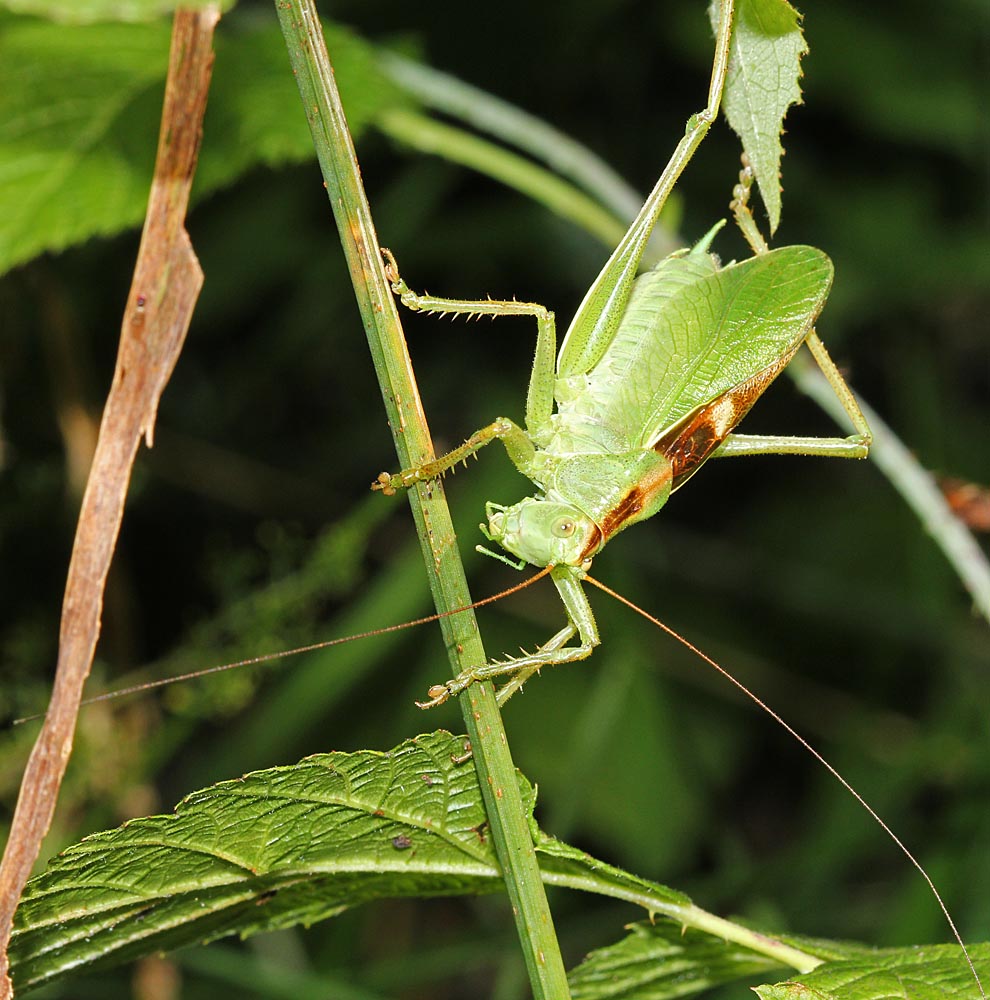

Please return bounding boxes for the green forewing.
[554,245,832,452]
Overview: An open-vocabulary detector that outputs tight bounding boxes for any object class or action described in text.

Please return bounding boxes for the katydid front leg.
[416,566,600,709]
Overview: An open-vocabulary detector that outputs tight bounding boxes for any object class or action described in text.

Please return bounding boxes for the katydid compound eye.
[551,517,576,538]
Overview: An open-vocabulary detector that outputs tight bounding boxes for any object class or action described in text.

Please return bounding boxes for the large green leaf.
[754,943,990,1000]
[710,0,808,234]
[8,732,689,993]
[0,16,408,275]
[568,921,785,999]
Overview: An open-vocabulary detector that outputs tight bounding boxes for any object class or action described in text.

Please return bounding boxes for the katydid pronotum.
[373,175,871,710]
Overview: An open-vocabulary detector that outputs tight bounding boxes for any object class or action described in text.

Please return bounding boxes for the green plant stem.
[273,2,571,996]
[541,872,822,973]
[789,354,990,622]
[378,53,647,229]
[378,107,628,251]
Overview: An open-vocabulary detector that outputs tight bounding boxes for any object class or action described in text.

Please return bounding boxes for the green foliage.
[9,733,517,991]
[569,922,785,999]
[754,944,990,1000]
[2,732,719,992]
[11,732,987,996]
[0,16,407,274]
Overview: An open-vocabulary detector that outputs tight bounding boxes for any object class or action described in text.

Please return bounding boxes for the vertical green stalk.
[274,2,570,996]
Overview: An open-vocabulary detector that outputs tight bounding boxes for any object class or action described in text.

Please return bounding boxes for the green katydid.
[373,149,984,992]
[373,170,872,711]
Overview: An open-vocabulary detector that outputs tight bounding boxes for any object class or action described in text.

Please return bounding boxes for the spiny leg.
[372,417,532,495]
[380,248,558,443]
[372,250,559,493]
[416,567,600,709]
[557,0,737,378]
[495,622,575,705]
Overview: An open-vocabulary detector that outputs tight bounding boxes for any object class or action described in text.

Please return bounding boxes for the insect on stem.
[584,573,986,1000]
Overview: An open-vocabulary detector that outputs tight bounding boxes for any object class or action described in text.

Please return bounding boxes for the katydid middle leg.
[375,247,558,483]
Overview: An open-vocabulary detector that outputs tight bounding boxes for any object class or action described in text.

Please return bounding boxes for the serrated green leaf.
[0,17,409,275]
[568,921,785,999]
[535,833,691,910]
[9,732,509,992]
[710,0,808,234]
[757,985,834,1000]
[0,0,228,25]
[754,944,990,1000]
[11,731,698,994]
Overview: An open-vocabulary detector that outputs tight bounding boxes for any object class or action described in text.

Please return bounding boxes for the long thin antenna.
[9,566,552,728]
[585,573,985,999]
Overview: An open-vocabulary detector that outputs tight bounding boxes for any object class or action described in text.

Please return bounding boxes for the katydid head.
[482,498,599,569]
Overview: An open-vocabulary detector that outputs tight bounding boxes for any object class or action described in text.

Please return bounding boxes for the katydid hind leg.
[556,0,736,379]
[713,336,872,461]
[716,157,872,462]
[803,331,872,447]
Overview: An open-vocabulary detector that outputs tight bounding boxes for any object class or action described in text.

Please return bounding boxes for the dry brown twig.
[0,8,220,995]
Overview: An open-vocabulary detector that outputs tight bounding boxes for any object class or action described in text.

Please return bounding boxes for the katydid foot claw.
[415,683,456,710]
[371,468,433,495]
[371,471,398,496]
[416,667,482,708]
[380,246,401,285]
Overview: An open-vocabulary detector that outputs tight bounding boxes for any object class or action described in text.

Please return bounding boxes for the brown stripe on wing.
[579,453,674,560]
[654,344,800,492]
[578,524,604,563]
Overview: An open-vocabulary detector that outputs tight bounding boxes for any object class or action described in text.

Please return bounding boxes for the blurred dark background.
[1,0,987,996]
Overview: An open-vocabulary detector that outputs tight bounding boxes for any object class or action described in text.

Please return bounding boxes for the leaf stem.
[543,872,823,974]
[378,107,628,251]
[789,355,990,622]
[273,3,571,995]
